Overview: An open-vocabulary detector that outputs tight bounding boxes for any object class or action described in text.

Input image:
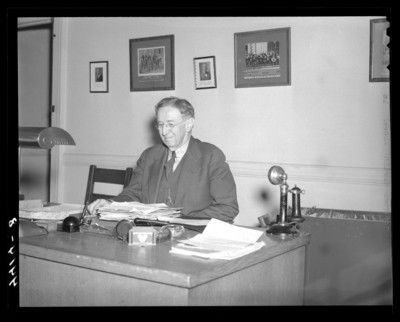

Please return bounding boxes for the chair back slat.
[84,165,133,205]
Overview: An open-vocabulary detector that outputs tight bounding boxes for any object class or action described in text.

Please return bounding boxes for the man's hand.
[88,199,112,215]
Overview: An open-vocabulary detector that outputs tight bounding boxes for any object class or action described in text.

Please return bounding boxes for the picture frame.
[90,61,109,93]
[129,34,174,91]
[194,56,217,89]
[234,27,291,88]
[369,18,390,82]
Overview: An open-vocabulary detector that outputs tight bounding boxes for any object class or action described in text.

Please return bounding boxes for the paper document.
[170,218,265,260]
[97,201,182,221]
[157,216,211,226]
[98,201,174,214]
[19,203,84,220]
[171,242,265,260]
[201,218,263,244]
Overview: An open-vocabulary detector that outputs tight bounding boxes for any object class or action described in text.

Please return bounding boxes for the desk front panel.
[20,254,190,306]
[20,245,305,306]
[19,229,310,306]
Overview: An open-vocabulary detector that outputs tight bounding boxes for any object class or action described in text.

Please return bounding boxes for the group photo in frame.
[369,18,390,82]
[194,56,217,90]
[234,27,291,88]
[90,61,108,93]
[129,34,174,91]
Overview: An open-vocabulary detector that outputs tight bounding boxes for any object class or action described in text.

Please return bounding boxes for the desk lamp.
[266,165,305,236]
[19,127,76,199]
[19,127,76,149]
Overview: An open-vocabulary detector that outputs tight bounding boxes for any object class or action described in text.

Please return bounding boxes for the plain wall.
[56,17,391,226]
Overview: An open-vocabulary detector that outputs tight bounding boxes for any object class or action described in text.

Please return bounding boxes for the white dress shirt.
[168,138,190,172]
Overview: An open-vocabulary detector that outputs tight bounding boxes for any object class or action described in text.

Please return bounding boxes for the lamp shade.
[19,127,76,149]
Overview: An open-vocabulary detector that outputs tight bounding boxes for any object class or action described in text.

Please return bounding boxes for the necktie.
[165,150,176,181]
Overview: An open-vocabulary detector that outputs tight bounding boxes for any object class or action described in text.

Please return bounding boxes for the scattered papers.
[157,216,211,226]
[200,218,264,244]
[171,242,265,260]
[19,203,84,220]
[97,201,182,221]
[170,218,265,260]
[98,201,170,214]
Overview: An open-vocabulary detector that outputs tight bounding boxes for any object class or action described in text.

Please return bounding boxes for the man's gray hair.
[155,97,195,119]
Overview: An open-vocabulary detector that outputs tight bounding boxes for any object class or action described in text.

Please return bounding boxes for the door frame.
[50,18,67,202]
[18,17,54,201]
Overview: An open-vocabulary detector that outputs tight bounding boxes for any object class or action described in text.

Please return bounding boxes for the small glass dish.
[160,224,185,239]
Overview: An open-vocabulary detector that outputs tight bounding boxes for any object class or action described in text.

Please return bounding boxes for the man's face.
[156,105,193,151]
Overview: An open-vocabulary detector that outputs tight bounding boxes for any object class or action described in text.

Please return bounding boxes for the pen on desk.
[81,202,89,224]
[86,204,92,216]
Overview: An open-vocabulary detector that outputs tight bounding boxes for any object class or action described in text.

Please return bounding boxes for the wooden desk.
[19,228,310,306]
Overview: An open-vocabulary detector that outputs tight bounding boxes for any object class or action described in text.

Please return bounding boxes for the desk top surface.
[19,227,310,288]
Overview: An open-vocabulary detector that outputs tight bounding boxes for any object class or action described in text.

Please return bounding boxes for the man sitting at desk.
[88,96,239,222]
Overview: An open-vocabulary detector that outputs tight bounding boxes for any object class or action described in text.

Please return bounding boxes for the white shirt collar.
[169,137,190,160]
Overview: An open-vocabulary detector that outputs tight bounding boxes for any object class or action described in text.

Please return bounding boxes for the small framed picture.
[194,56,217,90]
[90,61,109,93]
[369,18,390,82]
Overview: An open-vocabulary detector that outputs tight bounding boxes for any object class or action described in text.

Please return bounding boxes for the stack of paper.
[97,201,182,221]
[157,216,211,226]
[170,219,265,260]
[19,203,84,220]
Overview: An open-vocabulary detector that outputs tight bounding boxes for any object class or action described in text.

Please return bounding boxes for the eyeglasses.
[155,119,188,131]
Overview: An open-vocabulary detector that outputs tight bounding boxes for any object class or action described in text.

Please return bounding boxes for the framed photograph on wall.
[90,61,108,93]
[129,34,174,91]
[234,27,291,88]
[194,56,217,89]
[369,18,390,82]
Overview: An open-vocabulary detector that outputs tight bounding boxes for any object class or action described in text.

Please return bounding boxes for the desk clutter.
[127,225,183,246]
[79,218,184,245]
[19,201,267,260]
[44,212,190,243]
[19,200,84,235]
[170,219,265,260]
[95,201,183,221]
[46,200,211,245]
[19,200,84,220]
[78,217,266,260]
[18,200,210,237]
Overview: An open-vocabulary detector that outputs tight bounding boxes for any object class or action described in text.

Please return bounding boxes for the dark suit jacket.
[112,136,239,222]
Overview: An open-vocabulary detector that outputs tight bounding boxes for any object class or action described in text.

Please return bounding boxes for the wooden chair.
[84,165,133,205]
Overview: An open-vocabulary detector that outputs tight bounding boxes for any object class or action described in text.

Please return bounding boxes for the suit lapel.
[148,147,168,203]
[174,137,202,206]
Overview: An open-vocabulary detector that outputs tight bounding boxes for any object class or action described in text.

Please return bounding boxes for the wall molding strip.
[63,153,391,186]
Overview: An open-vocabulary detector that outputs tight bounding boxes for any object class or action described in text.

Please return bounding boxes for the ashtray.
[160,224,185,239]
